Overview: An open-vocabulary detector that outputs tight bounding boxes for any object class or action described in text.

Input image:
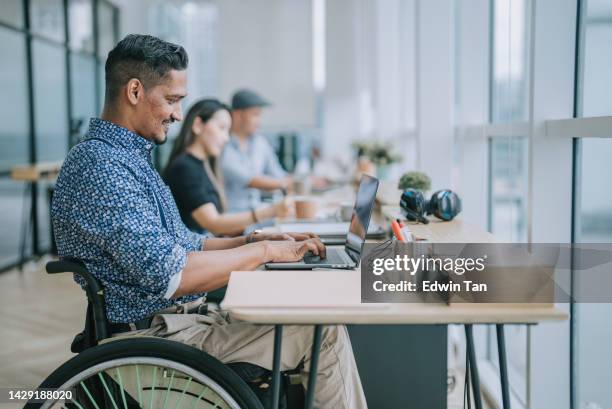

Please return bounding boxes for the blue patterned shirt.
[52,118,206,323]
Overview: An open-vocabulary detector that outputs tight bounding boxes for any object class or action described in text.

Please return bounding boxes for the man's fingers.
[311,238,326,258]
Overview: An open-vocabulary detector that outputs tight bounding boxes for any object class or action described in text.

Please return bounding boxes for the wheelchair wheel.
[25,337,263,409]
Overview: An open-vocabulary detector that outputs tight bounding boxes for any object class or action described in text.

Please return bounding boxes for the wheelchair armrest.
[46,259,89,275]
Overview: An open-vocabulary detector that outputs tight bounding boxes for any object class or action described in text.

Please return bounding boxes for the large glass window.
[97,1,117,59]
[69,53,97,146]
[489,136,529,242]
[0,0,24,28]
[574,140,612,409]
[491,0,531,123]
[0,179,30,265]
[0,0,119,270]
[32,40,68,162]
[573,1,612,408]
[29,0,65,43]
[484,1,532,405]
[68,0,94,53]
[580,0,612,117]
[0,28,29,172]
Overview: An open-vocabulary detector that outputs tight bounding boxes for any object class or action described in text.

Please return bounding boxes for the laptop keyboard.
[303,249,350,265]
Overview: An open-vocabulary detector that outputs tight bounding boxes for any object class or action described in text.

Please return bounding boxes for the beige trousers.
[115,309,368,409]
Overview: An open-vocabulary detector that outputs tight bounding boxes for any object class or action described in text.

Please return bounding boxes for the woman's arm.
[191,201,290,236]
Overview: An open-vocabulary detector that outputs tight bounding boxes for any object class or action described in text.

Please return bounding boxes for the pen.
[396,218,413,242]
[391,219,405,242]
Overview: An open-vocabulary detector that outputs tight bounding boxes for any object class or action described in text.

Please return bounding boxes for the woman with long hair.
[164,98,292,236]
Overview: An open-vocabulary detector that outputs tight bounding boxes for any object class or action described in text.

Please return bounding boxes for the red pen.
[391,219,405,242]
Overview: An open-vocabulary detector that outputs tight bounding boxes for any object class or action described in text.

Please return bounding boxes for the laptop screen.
[345,174,379,257]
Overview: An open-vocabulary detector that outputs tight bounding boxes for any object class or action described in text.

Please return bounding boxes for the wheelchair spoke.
[69,398,85,409]
[149,366,157,409]
[79,381,101,409]
[174,376,192,409]
[188,386,208,409]
[115,367,128,409]
[136,365,143,406]
[161,370,175,409]
[97,372,119,409]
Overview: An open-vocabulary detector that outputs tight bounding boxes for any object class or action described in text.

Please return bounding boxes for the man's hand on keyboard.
[262,237,327,263]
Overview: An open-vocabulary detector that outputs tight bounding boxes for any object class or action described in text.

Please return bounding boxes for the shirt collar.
[229,133,254,151]
[86,118,156,153]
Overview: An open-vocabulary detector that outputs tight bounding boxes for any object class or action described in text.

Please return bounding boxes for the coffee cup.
[294,197,318,219]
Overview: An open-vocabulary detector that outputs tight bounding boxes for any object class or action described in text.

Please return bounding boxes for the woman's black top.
[164,153,222,234]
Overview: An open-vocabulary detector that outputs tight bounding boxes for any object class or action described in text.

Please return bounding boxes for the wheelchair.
[26,259,304,409]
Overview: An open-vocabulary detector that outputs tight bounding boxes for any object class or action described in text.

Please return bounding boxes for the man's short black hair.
[104,34,188,105]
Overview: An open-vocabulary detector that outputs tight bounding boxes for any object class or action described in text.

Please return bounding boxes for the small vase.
[376,164,391,181]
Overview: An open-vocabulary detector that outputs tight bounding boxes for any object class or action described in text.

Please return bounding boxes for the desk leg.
[496,324,511,409]
[465,324,483,409]
[305,325,323,409]
[271,324,283,409]
[18,183,32,271]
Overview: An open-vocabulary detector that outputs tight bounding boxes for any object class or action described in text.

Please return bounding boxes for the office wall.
[213,0,315,129]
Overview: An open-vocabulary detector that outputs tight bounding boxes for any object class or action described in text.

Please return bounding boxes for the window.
[489,136,529,242]
[491,0,531,123]
[0,0,120,270]
[0,179,30,265]
[29,0,65,43]
[485,1,532,406]
[68,0,94,53]
[573,3,612,408]
[0,28,29,172]
[69,53,97,146]
[573,140,612,409]
[32,40,68,162]
[0,0,24,28]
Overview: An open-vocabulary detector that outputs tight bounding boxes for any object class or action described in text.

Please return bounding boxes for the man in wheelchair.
[50,34,367,409]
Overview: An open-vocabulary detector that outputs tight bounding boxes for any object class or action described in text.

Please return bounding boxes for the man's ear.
[125,78,143,106]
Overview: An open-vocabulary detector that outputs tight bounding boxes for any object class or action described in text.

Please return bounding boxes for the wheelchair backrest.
[46,259,109,342]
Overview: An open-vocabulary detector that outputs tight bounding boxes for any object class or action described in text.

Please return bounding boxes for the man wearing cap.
[221,89,292,213]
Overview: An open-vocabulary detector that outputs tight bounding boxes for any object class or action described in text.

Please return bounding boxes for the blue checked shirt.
[52,118,206,323]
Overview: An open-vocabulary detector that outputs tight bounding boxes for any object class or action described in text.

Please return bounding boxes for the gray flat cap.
[231,89,271,110]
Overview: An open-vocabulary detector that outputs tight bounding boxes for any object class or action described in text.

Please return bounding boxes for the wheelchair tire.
[25,337,264,409]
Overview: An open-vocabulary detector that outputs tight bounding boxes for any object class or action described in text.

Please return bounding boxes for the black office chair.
[28,259,304,409]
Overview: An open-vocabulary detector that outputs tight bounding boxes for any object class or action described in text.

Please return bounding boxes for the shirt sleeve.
[78,153,187,299]
[164,269,183,299]
[221,144,254,188]
[261,137,287,179]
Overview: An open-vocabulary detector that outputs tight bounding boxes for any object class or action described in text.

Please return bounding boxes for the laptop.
[265,174,380,270]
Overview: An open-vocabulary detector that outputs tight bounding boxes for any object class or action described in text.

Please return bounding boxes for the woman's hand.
[249,231,320,243]
[272,197,294,218]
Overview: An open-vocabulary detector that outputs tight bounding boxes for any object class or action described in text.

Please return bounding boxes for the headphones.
[400,189,462,224]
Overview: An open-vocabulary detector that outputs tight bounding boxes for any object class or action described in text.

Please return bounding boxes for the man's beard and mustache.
[156,118,176,145]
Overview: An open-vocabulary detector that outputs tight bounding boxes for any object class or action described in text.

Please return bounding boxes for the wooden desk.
[223,270,566,325]
[223,268,565,409]
[11,161,62,182]
[10,162,62,269]
[226,212,566,409]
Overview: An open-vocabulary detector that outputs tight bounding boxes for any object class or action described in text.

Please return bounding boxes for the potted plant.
[398,171,431,192]
[351,141,401,180]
